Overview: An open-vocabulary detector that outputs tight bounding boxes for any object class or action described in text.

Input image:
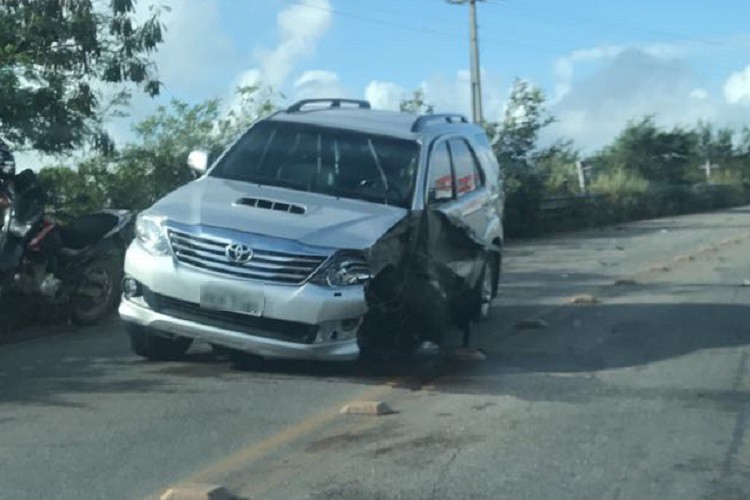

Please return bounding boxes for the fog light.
[315,318,362,343]
[123,277,141,298]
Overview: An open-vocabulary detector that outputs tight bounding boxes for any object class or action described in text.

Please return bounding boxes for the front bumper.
[119,242,365,361]
[119,299,360,361]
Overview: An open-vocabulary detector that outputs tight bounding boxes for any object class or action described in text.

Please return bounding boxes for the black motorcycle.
[0,155,133,325]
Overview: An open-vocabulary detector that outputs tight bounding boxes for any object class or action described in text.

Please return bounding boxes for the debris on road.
[649,264,670,273]
[340,401,394,416]
[673,255,695,263]
[452,347,487,361]
[614,278,637,286]
[515,318,548,330]
[568,294,598,305]
[742,279,750,287]
[719,238,738,246]
[160,483,235,500]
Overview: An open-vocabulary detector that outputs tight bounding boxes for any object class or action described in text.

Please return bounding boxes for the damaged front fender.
[358,207,500,359]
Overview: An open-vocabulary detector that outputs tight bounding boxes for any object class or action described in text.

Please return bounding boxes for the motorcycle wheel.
[71,256,122,325]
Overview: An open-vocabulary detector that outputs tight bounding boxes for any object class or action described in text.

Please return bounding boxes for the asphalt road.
[2,208,750,499]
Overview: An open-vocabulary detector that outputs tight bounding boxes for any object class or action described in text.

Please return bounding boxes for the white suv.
[119,99,504,362]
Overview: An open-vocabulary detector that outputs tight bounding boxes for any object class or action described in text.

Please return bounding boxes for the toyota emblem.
[225,243,254,264]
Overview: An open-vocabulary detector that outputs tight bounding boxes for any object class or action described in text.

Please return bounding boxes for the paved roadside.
[229,209,750,499]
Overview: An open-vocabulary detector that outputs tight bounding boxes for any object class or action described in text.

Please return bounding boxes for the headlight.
[311,251,372,287]
[135,214,169,255]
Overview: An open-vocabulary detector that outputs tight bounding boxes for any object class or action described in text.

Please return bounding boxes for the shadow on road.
[2,269,749,410]
[429,295,750,407]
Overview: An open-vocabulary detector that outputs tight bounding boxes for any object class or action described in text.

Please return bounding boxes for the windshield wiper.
[321,187,383,205]
[367,139,389,206]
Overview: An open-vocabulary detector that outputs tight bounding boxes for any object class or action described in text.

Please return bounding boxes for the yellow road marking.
[239,414,383,499]
[150,382,394,498]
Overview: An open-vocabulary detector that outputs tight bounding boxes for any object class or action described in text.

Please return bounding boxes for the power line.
[293,0,565,57]
[295,1,466,42]
[483,0,733,50]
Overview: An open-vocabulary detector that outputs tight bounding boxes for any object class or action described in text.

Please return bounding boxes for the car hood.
[151,177,409,249]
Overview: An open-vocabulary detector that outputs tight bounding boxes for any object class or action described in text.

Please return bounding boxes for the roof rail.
[411,113,469,132]
[286,98,372,113]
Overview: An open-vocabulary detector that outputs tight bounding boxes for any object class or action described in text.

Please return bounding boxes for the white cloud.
[362,70,505,122]
[543,48,748,152]
[105,0,240,148]
[427,70,506,122]
[724,63,750,104]
[554,45,624,101]
[235,69,262,90]
[365,80,406,111]
[254,0,332,87]
[293,70,346,99]
[552,42,695,102]
[422,70,472,117]
[151,0,239,94]
[690,88,709,100]
[365,81,406,110]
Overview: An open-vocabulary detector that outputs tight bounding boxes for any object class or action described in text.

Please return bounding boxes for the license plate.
[200,283,264,316]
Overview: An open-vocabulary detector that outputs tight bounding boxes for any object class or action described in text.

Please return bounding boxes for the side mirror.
[427,187,437,205]
[187,150,209,176]
[427,186,452,205]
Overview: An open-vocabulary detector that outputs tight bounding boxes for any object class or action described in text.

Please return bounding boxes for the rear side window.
[449,139,483,197]
[427,142,454,203]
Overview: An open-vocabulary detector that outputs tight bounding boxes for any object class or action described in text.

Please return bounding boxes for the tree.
[485,79,556,235]
[216,85,282,147]
[399,89,434,114]
[595,117,698,185]
[0,0,166,154]
[536,140,580,196]
[489,79,554,166]
[40,85,281,212]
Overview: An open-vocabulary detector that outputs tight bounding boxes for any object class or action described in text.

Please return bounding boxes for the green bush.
[588,169,651,223]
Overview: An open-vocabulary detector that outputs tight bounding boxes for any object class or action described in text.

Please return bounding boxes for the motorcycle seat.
[58,213,120,250]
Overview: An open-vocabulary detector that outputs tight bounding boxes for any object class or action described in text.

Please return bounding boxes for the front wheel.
[476,254,497,321]
[128,324,192,361]
[71,256,122,325]
[357,313,422,365]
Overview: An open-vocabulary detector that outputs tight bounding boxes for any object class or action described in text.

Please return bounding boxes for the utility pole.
[700,159,720,181]
[448,0,484,123]
[575,160,594,194]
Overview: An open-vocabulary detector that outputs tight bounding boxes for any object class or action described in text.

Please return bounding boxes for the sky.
[19,0,750,167]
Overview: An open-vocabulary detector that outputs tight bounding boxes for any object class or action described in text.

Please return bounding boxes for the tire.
[358,312,422,365]
[476,254,495,321]
[492,251,501,299]
[71,256,122,325]
[127,324,192,361]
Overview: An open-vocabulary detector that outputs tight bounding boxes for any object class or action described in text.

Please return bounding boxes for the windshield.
[209,121,420,208]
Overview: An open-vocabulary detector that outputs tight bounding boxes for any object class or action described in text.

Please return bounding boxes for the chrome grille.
[167,229,329,284]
